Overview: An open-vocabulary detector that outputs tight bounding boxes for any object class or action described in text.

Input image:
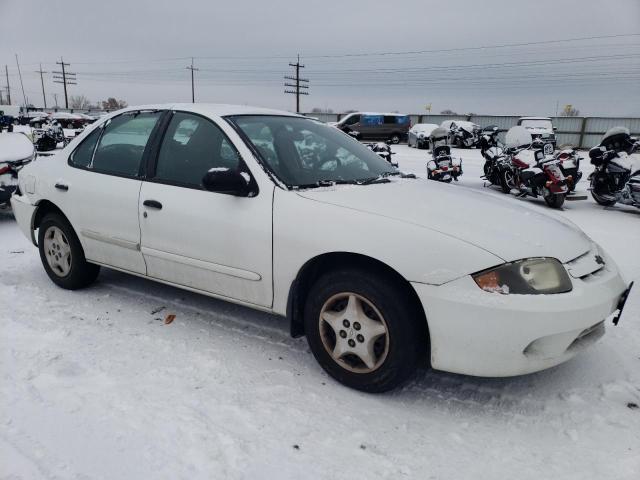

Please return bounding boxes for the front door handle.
[55,183,69,191]
[143,199,163,210]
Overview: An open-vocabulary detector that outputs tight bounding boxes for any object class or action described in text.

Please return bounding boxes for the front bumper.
[10,193,37,245]
[412,256,627,377]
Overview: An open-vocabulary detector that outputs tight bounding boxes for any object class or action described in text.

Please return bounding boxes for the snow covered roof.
[111,103,303,118]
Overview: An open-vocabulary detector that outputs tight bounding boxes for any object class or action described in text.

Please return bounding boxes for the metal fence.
[303,112,640,149]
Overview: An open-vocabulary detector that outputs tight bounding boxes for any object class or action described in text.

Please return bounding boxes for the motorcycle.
[500,126,569,209]
[479,125,509,187]
[588,126,640,209]
[427,127,462,182]
[33,121,69,152]
[555,148,583,192]
[366,141,398,167]
[449,121,480,148]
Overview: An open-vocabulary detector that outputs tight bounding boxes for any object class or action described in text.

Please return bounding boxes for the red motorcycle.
[500,147,569,209]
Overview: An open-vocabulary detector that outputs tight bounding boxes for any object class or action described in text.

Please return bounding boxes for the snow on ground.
[1,146,639,479]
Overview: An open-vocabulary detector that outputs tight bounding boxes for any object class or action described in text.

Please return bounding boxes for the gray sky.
[1,0,639,115]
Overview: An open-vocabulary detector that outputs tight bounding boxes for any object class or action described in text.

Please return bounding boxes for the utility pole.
[185,57,199,103]
[53,57,76,109]
[35,63,48,108]
[4,65,10,105]
[284,54,309,113]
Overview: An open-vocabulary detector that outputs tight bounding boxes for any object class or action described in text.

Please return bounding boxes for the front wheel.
[389,133,401,144]
[543,191,565,209]
[38,213,100,289]
[591,190,617,207]
[304,269,426,392]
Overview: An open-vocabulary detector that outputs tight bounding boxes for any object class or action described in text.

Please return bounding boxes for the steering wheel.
[315,156,343,172]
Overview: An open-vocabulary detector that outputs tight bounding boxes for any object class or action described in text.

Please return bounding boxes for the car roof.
[346,112,408,116]
[111,103,303,118]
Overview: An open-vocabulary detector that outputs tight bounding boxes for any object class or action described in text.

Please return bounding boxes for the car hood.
[296,179,591,263]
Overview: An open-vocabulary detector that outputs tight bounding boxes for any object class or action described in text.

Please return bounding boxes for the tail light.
[0,165,11,175]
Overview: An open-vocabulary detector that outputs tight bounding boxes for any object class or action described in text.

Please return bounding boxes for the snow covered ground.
[1,145,639,479]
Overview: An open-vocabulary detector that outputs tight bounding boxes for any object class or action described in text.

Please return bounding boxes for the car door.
[58,110,164,274]
[138,111,273,307]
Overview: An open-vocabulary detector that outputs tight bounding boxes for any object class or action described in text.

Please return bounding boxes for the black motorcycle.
[588,127,640,209]
[479,125,510,188]
[33,123,68,152]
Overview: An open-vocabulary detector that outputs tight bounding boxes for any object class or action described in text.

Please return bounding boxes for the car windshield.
[521,119,553,130]
[228,115,398,188]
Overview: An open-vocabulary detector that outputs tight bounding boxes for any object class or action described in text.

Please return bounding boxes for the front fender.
[271,189,502,315]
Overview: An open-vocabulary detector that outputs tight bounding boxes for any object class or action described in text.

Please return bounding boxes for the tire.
[303,268,426,393]
[500,169,515,194]
[589,175,617,207]
[543,191,565,209]
[38,213,100,290]
[591,191,616,207]
[390,133,401,144]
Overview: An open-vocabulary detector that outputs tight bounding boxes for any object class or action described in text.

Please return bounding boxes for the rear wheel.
[38,213,100,289]
[304,269,426,392]
[543,190,565,209]
[390,133,401,144]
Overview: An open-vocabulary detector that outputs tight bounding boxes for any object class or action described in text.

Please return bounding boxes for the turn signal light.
[474,271,501,291]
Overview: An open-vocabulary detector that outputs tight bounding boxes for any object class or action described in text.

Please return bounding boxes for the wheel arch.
[31,200,73,245]
[287,251,429,344]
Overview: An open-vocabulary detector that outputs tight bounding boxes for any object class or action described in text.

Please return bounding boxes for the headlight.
[472,258,572,295]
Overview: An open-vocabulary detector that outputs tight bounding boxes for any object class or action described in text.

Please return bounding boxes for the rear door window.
[90,111,162,177]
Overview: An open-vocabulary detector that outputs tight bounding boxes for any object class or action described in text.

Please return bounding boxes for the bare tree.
[69,95,92,110]
[561,105,580,117]
[101,97,128,111]
[311,107,333,113]
[440,109,458,115]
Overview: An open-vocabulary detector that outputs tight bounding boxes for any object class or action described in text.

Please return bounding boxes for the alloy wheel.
[319,292,389,373]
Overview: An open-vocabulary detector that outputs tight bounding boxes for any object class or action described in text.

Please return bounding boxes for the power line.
[284,55,309,113]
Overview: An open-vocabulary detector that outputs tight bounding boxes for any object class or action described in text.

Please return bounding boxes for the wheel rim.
[391,135,400,144]
[504,171,516,189]
[43,226,72,277]
[319,292,389,374]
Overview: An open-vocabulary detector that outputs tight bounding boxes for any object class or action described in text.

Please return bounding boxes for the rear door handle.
[143,199,162,210]
[55,183,69,191]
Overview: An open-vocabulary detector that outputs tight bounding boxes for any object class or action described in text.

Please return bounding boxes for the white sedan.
[11,104,631,392]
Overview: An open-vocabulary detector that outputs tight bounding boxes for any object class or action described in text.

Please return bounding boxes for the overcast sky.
[1,0,639,115]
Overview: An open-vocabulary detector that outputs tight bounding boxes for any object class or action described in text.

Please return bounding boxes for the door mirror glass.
[202,168,250,196]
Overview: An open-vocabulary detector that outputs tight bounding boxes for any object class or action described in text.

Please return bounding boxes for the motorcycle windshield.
[601,126,630,144]
[505,126,533,149]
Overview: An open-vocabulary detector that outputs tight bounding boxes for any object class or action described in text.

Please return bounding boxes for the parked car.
[517,117,557,149]
[11,104,631,392]
[408,123,439,148]
[334,112,410,143]
[441,120,480,148]
[0,132,35,207]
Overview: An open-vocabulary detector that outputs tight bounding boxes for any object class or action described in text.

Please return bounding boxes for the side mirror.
[202,168,252,196]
